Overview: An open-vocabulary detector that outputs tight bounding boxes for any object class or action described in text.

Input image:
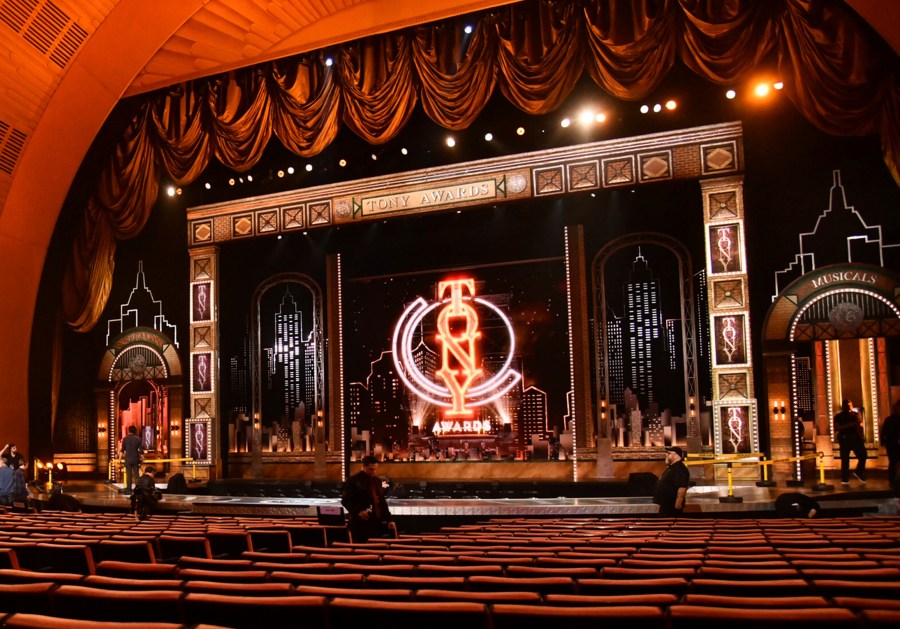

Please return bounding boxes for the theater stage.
[39,475,899,528]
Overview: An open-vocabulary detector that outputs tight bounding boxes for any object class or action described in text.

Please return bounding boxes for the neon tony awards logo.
[392,278,521,435]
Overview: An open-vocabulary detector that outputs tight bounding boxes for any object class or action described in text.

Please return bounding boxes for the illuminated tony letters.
[392,277,521,431]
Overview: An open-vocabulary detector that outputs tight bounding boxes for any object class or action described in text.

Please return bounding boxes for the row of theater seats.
[0,511,898,627]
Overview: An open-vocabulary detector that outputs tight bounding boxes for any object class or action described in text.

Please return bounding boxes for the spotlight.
[560,118,571,128]
[228,178,235,186]
[176,187,182,195]
[338,159,347,167]
[305,164,313,172]
[166,185,176,197]
[640,105,649,114]
[726,89,737,100]
[652,103,662,113]
[464,25,473,34]
[595,113,606,123]
[287,167,295,174]
[445,136,456,147]
[665,99,677,110]
[204,182,211,189]
[246,175,252,182]
[238,177,244,183]
[277,235,283,240]
[754,83,770,97]
[401,147,408,155]
[516,127,525,136]
[325,57,333,67]
[371,153,378,160]
[577,109,593,126]
[484,132,493,141]
[773,81,784,90]
[277,170,284,178]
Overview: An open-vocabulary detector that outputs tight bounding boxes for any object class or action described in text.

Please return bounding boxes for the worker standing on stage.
[833,399,867,485]
[653,446,690,517]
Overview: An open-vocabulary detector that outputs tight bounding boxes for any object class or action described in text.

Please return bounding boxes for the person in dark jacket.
[653,446,691,517]
[341,455,395,542]
[833,399,867,485]
[130,465,162,521]
[119,425,143,496]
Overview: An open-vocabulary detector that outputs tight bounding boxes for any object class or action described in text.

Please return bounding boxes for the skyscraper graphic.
[605,309,625,410]
[519,385,548,453]
[106,261,179,348]
[228,314,250,418]
[624,250,664,409]
[266,287,316,430]
[367,351,409,449]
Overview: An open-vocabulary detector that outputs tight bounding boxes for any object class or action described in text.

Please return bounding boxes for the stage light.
[246,175,252,182]
[204,182,211,189]
[640,105,649,114]
[774,81,784,90]
[754,83,770,97]
[325,57,333,67]
[665,99,677,110]
[595,113,606,123]
[464,24,473,34]
[228,178,235,186]
[401,147,408,155]
[277,234,283,240]
[371,153,378,160]
[305,163,313,172]
[166,185,176,197]
[653,103,662,113]
[238,177,244,183]
[726,89,737,99]
[287,166,295,174]
[176,187,182,195]
[577,109,594,125]
[516,127,525,136]
[338,159,347,167]
[560,117,571,128]
[445,136,456,147]
[484,132,493,141]
[277,170,284,178]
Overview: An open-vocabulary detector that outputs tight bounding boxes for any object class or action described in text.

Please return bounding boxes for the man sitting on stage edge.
[653,446,691,517]
[342,455,396,542]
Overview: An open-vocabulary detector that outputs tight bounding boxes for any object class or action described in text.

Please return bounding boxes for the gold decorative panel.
[567,161,599,190]
[712,279,745,309]
[193,326,212,348]
[309,201,331,225]
[708,190,739,220]
[192,221,212,245]
[256,210,278,233]
[192,257,211,281]
[701,141,738,174]
[283,204,304,229]
[718,372,749,399]
[534,166,564,195]
[194,398,212,418]
[639,151,672,181]
[602,156,634,186]
[232,214,253,237]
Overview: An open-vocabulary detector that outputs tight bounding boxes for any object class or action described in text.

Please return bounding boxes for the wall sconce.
[689,397,696,417]
[170,420,180,436]
[253,413,260,428]
[772,400,786,420]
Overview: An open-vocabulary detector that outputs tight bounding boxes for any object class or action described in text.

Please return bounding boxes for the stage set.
[42,115,897,505]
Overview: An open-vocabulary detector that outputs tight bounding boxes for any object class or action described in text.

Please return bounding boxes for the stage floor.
[44,476,899,519]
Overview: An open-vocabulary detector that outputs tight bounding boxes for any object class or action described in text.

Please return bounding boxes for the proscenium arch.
[591,232,700,439]
[762,263,900,348]
[250,272,326,434]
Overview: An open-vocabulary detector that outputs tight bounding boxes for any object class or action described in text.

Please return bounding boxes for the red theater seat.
[327,597,486,629]
[182,593,327,629]
[3,614,184,629]
[491,603,666,629]
[51,585,183,623]
[668,605,859,629]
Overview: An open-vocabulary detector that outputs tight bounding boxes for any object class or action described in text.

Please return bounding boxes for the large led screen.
[344,257,570,462]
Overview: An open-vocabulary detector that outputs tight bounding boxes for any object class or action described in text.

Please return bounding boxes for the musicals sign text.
[392,278,521,433]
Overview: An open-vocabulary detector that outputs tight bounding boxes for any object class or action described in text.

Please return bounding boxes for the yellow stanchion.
[811,451,834,491]
[720,462,743,503]
[756,456,776,487]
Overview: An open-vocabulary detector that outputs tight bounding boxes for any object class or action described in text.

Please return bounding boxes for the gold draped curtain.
[63,0,899,332]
